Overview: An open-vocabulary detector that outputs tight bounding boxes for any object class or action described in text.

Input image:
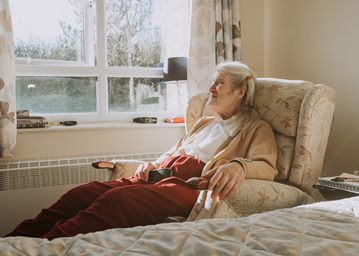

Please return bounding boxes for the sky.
[9,0,79,42]
[9,0,165,43]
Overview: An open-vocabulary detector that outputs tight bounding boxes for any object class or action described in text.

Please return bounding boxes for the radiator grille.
[0,151,165,191]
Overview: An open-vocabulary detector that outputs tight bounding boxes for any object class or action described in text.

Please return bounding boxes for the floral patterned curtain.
[0,0,16,158]
[187,0,241,98]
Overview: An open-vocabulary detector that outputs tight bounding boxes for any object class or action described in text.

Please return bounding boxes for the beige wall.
[241,0,359,177]
[240,0,266,77]
[10,127,185,160]
[4,126,184,160]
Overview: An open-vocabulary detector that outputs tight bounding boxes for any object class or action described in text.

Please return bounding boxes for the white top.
[174,113,242,164]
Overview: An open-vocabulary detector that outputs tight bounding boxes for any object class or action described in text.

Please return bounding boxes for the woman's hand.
[201,162,245,202]
[135,162,157,182]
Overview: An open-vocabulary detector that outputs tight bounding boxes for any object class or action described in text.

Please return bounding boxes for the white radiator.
[0,151,165,191]
[0,151,165,237]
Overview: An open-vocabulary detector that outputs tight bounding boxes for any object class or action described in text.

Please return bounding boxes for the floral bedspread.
[1,196,359,255]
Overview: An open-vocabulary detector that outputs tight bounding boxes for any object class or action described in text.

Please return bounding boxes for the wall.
[240,0,265,77]
[241,0,359,177]
[10,126,184,160]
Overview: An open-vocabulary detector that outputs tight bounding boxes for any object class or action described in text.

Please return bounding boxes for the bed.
[1,196,359,255]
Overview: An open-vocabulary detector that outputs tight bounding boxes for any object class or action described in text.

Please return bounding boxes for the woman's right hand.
[135,162,157,182]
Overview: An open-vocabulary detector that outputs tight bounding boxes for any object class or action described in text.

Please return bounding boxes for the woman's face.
[207,72,245,120]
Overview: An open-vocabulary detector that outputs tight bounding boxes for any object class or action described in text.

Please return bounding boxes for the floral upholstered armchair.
[93,78,337,221]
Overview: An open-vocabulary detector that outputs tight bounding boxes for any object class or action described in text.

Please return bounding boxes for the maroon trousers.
[5,156,204,240]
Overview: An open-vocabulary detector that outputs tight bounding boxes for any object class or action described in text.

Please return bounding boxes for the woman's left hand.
[201,162,245,202]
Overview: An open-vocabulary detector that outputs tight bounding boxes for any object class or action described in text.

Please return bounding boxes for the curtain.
[0,0,16,158]
[187,0,241,98]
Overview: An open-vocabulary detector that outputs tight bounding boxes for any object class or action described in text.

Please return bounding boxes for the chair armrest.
[187,177,210,190]
[92,161,115,170]
[289,84,338,195]
[106,160,146,181]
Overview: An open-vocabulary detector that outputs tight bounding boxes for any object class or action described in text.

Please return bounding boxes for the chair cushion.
[274,132,296,180]
[187,179,315,221]
[254,78,315,137]
[226,180,315,217]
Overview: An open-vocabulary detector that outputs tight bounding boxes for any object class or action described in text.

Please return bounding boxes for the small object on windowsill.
[16,110,30,117]
[133,117,157,124]
[164,117,185,123]
[17,116,45,119]
[17,117,49,124]
[50,121,77,126]
[17,116,50,128]
[17,123,48,129]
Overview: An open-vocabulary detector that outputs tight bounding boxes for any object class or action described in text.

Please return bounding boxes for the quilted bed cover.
[1,196,359,256]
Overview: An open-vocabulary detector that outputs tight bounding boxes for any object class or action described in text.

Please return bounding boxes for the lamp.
[163,57,187,117]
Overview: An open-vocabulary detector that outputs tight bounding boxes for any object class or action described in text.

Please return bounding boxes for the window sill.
[17,120,185,133]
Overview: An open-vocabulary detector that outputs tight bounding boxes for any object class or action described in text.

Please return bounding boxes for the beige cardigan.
[154,117,278,181]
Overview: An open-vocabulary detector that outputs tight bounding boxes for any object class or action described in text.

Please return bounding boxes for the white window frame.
[14,0,176,123]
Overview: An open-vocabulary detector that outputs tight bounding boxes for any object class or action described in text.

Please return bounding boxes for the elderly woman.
[5,62,277,240]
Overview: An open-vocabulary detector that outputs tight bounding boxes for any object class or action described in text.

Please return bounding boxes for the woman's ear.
[237,85,246,98]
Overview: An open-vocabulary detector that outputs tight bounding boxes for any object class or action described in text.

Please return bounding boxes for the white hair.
[215,61,261,135]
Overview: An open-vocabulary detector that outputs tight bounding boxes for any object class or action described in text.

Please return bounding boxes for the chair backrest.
[186,78,337,195]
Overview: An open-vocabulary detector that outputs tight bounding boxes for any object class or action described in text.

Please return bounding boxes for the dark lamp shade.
[163,57,187,82]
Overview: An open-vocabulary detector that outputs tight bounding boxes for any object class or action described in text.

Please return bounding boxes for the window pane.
[106,0,165,67]
[108,78,166,112]
[10,0,96,63]
[16,77,97,114]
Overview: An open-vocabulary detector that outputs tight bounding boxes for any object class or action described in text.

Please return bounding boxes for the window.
[10,0,188,123]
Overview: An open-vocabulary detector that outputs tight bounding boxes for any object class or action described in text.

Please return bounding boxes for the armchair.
[93,78,337,222]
